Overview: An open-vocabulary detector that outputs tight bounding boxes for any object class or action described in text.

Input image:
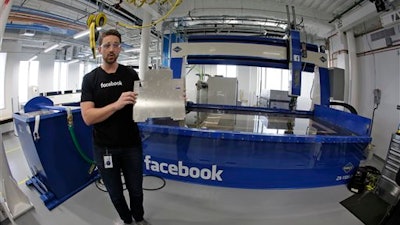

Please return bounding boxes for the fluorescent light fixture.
[22,30,35,37]
[43,44,60,53]
[73,27,102,39]
[226,19,240,24]
[73,30,90,39]
[67,59,80,64]
[124,48,141,53]
[28,55,37,61]
[119,59,139,65]
[278,24,287,30]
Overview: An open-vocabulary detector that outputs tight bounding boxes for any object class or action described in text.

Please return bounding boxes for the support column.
[0,0,14,50]
[139,12,152,80]
[346,30,358,110]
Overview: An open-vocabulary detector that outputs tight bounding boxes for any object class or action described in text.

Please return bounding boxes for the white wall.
[330,22,400,159]
[327,25,400,160]
[1,40,23,118]
[238,66,258,106]
[38,54,55,93]
[68,63,81,91]
[354,24,400,159]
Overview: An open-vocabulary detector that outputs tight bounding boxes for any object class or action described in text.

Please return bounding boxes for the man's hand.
[114,91,138,110]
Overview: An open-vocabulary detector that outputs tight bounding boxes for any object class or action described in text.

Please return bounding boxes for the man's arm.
[80,91,137,125]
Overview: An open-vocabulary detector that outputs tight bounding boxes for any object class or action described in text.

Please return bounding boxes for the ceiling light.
[28,55,37,61]
[278,24,287,30]
[67,59,80,64]
[124,48,141,53]
[119,59,139,65]
[73,27,102,39]
[22,30,35,37]
[43,44,60,53]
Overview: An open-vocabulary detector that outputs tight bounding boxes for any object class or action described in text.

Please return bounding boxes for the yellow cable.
[134,0,147,7]
[160,0,169,5]
[86,14,96,27]
[147,0,157,4]
[117,0,182,29]
[89,22,96,59]
[95,12,107,27]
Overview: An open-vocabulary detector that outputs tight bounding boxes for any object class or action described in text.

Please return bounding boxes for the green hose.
[65,107,96,173]
[68,125,95,165]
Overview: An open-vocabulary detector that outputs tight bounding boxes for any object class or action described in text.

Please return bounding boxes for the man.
[80,29,150,225]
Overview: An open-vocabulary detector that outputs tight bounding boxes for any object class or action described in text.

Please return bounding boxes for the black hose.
[94,174,166,192]
[329,101,358,115]
[369,104,379,136]
[143,174,166,191]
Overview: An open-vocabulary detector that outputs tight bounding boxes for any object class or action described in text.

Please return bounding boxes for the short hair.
[98,29,122,45]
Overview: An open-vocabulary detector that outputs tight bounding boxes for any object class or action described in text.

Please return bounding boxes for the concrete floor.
[1,131,384,225]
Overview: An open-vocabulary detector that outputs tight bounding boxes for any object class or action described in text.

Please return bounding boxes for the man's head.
[98,29,122,65]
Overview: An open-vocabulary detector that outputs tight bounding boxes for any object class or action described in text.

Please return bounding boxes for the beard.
[103,53,118,64]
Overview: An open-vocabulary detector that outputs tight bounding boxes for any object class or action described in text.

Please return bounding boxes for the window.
[256,67,289,94]
[217,65,237,77]
[53,61,60,91]
[256,67,314,110]
[18,60,39,103]
[0,53,6,109]
[60,63,68,91]
[53,61,69,91]
[78,62,84,88]
[79,62,97,89]
[29,61,39,86]
[256,67,291,108]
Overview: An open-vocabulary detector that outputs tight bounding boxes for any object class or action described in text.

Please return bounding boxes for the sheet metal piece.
[133,69,186,122]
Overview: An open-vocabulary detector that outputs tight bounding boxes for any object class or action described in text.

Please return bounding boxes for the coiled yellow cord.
[89,21,96,59]
[86,13,107,59]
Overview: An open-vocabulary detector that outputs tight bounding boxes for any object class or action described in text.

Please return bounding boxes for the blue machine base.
[139,104,371,189]
[26,173,100,210]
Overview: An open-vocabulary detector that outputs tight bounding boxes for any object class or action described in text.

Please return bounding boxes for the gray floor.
[1,131,384,225]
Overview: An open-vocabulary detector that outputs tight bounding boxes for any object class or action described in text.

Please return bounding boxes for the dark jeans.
[94,145,144,223]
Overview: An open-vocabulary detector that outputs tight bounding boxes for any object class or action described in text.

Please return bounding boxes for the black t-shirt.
[81,64,141,148]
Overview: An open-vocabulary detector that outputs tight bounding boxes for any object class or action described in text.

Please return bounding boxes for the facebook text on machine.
[144,155,223,181]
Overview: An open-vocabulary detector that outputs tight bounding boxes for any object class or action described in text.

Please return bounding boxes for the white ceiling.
[3,0,398,62]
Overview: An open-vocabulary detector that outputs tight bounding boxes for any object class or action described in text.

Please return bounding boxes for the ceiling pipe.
[40,0,88,16]
[11,5,86,27]
[329,0,366,23]
[85,0,143,26]
[12,1,142,32]
[83,0,160,37]
[9,12,86,31]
